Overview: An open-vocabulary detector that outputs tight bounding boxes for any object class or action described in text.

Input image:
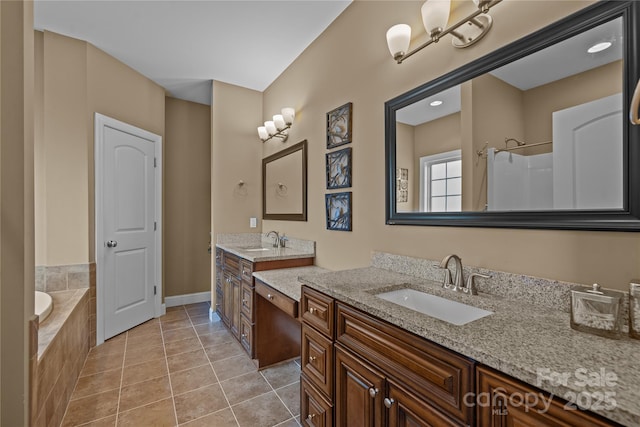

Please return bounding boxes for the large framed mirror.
[263,140,307,221]
[385,1,640,230]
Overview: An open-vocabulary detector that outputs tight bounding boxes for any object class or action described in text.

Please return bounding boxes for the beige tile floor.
[61,302,301,427]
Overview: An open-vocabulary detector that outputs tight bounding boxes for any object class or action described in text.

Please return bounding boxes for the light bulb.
[265,121,277,136]
[273,114,286,130]
[421,0,451,38]
[281,107,295,125]
[386,24,411,60]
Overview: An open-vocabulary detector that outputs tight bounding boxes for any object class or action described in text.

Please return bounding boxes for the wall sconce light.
[386,0,501,64]
[257,107,296,142]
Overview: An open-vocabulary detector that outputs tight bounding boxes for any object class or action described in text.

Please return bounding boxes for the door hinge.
[154,221,157,231]
[154,286,157,296]
[154,157,157,168]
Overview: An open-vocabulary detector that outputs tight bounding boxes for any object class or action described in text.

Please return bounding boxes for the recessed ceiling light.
[430,100,443,107]
[587,41,612,54]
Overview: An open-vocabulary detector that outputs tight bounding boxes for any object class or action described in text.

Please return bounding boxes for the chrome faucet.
[265,230,280,248]
[440,254,464,292]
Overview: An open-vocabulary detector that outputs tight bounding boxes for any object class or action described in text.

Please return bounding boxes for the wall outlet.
[250,217,257,228]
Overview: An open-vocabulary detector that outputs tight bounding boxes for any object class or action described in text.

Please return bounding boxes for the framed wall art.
[325,192,352,231]
[326,102,352,149]
[326,147,352,189]
[396,168,408,203]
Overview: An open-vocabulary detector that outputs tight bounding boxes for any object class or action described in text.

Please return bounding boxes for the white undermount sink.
[376,288,493,326]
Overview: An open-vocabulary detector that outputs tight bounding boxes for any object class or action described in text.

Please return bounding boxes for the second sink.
[376,288,492,326]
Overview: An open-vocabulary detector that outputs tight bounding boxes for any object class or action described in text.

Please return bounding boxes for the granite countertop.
[299,267,640,426]
[216,243,315,263]
[253,266,330,301]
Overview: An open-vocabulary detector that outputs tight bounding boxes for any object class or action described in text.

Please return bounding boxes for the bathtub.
[35,291,53,323]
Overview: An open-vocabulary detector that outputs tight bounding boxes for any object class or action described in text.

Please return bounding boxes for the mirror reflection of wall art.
[327,102,353,149]
[326,192,352,231]
[326,147,352,189]
[396,168,408,203]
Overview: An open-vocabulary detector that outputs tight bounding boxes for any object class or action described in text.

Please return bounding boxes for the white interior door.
[552,93,623,210]
[95,113,162,343]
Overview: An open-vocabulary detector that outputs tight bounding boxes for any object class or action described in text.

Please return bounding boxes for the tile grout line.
[161,307,183,427]
[114,329,129,425]
[190,305,242,427]
[260,370,298,423]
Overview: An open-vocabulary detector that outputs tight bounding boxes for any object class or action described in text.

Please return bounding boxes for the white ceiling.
[34,0,352,105]
[397,16,623,127]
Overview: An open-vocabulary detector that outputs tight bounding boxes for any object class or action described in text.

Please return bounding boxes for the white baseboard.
[165,291,211,308]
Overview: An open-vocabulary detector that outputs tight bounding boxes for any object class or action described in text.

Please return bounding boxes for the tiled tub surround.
[36,263,93,292]
[299,253,640,426]
[216,233,315,263]
[34,288,91,427]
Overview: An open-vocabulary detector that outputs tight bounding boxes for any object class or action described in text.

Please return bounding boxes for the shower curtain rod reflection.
[495,140,552,153]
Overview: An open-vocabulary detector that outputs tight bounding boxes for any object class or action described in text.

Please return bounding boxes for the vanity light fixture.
[257,107,296,143]
[587,41,612,53]
[386,0,501,64]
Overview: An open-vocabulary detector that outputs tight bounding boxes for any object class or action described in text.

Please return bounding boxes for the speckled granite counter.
[299,267,640,426]
[253,266,329,301]
[216,243,314,263]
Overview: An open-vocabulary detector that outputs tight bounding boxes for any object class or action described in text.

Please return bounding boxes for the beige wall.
[35,31,165,267]
[1,1,35,424]
[523,60,622,149]
[259,0,640,291]
[165,97,211,297]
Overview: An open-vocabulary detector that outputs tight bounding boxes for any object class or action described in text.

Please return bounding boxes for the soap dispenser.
[570,283,624,339]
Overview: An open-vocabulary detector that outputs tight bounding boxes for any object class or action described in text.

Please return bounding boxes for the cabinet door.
[239,314,253,357]
[476,366,617,427]
[386,380,460,427]
[335,345,384,427]
[230,278,241,339]
[240,281,254,322]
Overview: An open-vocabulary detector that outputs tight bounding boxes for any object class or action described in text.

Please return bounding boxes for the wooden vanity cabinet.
[476,366,619,427]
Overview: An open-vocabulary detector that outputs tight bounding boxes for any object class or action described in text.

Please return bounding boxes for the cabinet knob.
[368,387,378,398]
[307,414,316,420]
[242,299,247,304]
[267,294,274,300]
[242,269,247,275]
[241,333,246,338]
[309,307,316,314]
[308,356,317,363]
[383,398,395,409]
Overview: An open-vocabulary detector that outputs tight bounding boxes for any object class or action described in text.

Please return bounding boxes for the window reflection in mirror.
[395,17,623,213]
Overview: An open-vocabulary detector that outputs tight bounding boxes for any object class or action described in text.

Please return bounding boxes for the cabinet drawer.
[302,323,333,399]
[336,303,475,426]
[301,286,334,338]
[476,365,618,427]
[240,259,253,283]
[223,252,240,275]
[239,315,254,358]
[301,375,333,427]
[241,282,254,321]
[255,280,298,318]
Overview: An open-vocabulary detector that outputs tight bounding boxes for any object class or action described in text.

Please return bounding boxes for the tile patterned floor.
[61,302,301,426]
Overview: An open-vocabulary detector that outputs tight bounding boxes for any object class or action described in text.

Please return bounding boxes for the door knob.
[106,240,118,248]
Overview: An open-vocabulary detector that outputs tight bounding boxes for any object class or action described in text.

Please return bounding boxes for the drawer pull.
[307,414,316,420]
[369,387,378,398]
[267,294,274,300]
[309,307,316,314]
[242,299,247,304]
[241,333,247,338]
[383,398,395,409]
[308,356,317,363]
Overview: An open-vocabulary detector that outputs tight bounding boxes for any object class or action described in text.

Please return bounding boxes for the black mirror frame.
[385,1,640,231]
[262,140,308,221]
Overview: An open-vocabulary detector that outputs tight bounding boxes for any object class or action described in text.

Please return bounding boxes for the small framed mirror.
[263,140,307,221]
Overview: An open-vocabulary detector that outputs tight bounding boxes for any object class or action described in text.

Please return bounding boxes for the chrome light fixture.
[258,107,296,142]
[386,0,501,64]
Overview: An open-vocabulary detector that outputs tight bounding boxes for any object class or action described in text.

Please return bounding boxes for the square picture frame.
[326,102,352,149]
[325,192,352,231]
[326,147,352,189]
